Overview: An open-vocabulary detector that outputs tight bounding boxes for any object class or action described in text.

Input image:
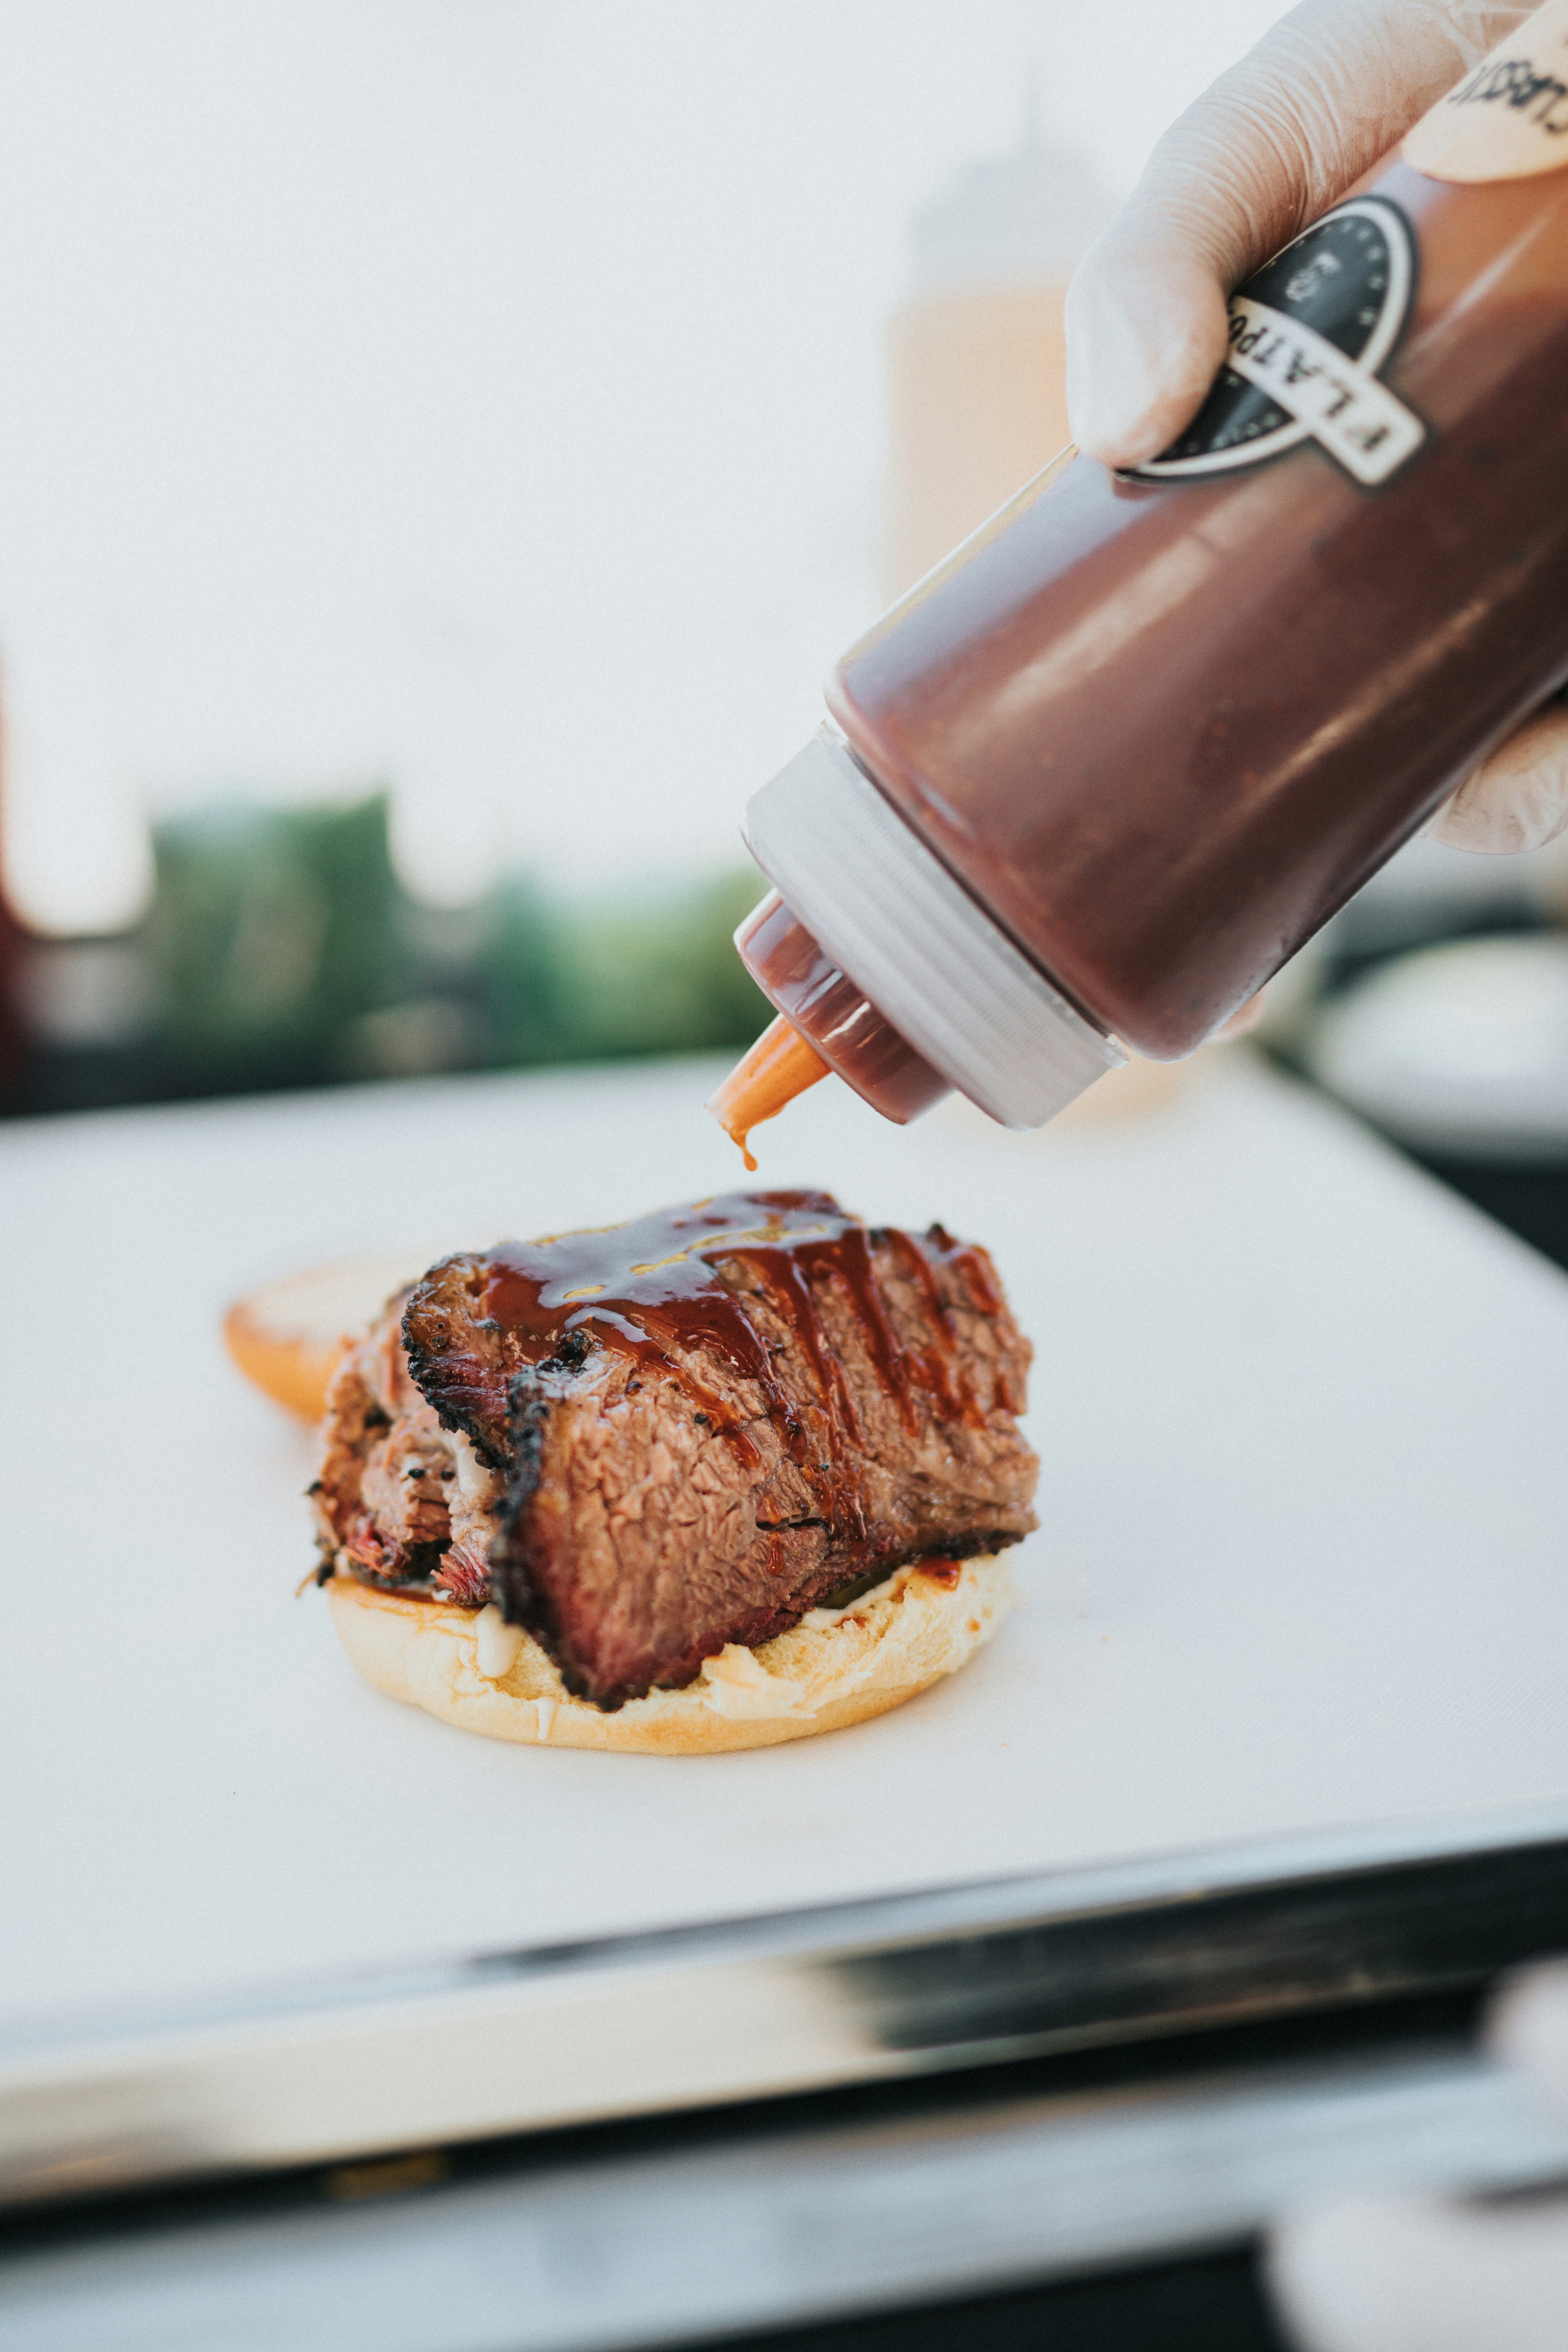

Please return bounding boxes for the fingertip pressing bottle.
[711,0,1568,1163]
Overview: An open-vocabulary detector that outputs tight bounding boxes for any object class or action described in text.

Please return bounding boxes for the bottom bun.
[225,1253,434,1421]
[328,1555,1012,1755]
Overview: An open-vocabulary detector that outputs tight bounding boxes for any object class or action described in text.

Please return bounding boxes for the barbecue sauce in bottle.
[712,0,1568,1158]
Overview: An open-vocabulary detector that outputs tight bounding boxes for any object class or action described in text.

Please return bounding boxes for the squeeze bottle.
[712,1,1568,1161]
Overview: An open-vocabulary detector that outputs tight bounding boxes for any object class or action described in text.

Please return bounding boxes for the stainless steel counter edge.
[5,1806,1568,2210]
[5,2045,1568,2352]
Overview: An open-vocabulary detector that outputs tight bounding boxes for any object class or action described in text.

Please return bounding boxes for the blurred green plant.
[146,793,410,1080]
[511,870,770,1065]
[476,873,569,1067]
[103,788,772,1109]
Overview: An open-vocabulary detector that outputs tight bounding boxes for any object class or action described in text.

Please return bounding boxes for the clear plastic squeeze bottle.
[712,0,1568,1164]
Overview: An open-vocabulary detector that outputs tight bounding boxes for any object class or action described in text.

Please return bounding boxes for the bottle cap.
[744,728,1124,1129]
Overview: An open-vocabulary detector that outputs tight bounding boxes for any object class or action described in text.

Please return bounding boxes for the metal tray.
[7,1812,1568,2211]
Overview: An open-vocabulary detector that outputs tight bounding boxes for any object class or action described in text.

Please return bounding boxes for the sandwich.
[309,1188,1038,1754]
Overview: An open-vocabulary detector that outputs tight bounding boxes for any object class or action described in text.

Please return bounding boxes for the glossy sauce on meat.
[480,1189,1000,1468]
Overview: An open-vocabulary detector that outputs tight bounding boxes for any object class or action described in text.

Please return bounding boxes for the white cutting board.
[4,1048,1568,2027]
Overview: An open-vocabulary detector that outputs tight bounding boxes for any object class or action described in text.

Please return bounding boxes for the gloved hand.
[1266,1960,1568,2352]
[1064,0,1568,857]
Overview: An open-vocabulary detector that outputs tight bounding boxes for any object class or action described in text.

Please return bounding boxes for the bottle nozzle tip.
[707,1016,832,1170]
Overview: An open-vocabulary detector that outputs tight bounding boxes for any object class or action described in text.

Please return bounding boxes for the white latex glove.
[1065,0,1568,857]
[1267,1961,1568,2352]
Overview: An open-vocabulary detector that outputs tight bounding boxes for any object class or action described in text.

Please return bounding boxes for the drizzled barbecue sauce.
[478,1191,993,1478]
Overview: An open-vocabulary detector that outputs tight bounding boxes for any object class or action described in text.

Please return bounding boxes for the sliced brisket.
[316,1191,1038,1709]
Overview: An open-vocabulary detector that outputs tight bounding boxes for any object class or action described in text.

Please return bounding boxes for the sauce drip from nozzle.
[706,1014,831,1170]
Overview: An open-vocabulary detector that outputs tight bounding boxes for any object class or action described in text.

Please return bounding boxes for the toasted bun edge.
[225,1253,437,1421]
[327,1554,1012,1755]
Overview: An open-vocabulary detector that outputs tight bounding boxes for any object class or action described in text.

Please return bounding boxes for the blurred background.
[3,0,1568,1266]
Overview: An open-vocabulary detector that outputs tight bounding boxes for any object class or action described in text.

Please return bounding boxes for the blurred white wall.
[0,0,1291,933]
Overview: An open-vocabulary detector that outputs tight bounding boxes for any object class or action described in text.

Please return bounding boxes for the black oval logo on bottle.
[1128,196,1421,484]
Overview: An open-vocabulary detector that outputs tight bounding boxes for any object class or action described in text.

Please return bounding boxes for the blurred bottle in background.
[883,101,1114,601]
